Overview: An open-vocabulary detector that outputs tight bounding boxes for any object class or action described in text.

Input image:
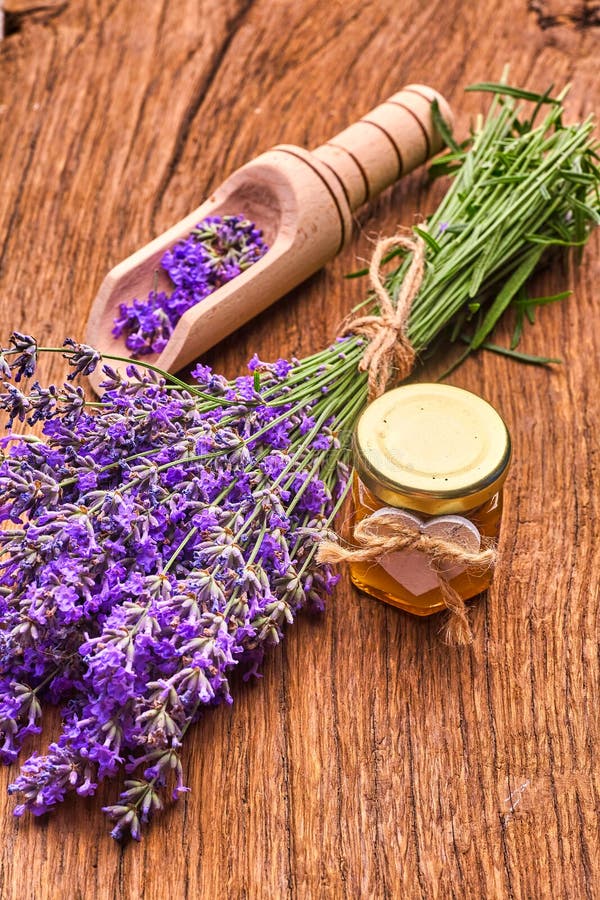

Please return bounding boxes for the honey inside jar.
[349,384,511,617]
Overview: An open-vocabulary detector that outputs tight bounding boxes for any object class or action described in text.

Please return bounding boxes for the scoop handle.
[312,84,452,212]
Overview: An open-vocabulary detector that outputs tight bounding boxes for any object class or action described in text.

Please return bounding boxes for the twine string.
[337,230,426,401]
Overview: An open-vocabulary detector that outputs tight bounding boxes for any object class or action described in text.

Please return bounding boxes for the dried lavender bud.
[112,215,267,356]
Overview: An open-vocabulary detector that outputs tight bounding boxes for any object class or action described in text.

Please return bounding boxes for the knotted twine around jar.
[318,511,497,646]
[318,229,498,645]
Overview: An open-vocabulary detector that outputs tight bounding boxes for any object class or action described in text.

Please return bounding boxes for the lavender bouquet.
[1,83,599,840]
[0,340,357,839]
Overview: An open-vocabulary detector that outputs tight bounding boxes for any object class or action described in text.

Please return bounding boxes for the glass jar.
[349,383,511,617]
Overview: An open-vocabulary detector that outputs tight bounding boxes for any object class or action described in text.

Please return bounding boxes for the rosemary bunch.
[352,82,599,372]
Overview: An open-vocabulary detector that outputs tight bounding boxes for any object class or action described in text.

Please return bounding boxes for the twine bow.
[317,512,497,646]
[338,229,426,401]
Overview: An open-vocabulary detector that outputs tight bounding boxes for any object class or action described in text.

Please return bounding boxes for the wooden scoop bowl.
[85,84,452,392]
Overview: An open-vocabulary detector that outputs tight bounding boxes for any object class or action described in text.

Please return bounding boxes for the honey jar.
[349,383,511,616]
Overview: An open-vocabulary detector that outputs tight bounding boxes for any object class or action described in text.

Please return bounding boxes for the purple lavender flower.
[112,215,268,356]
[7,333,37,382]
[62,339,102,379]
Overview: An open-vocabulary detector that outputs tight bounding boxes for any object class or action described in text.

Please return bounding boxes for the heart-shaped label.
[366,507,481,597]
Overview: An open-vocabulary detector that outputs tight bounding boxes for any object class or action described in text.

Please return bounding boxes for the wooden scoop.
[86,84,452,391]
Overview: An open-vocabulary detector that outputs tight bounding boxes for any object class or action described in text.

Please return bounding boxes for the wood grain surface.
[1,1,599,897]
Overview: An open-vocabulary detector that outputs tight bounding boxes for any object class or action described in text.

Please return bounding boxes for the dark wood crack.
[3,2,68,38]
[528,0,600,29]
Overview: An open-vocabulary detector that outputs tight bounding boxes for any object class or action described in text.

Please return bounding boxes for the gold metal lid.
[353,383,511,515]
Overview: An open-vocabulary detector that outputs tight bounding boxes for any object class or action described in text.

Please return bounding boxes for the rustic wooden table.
[1,1,599,898]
